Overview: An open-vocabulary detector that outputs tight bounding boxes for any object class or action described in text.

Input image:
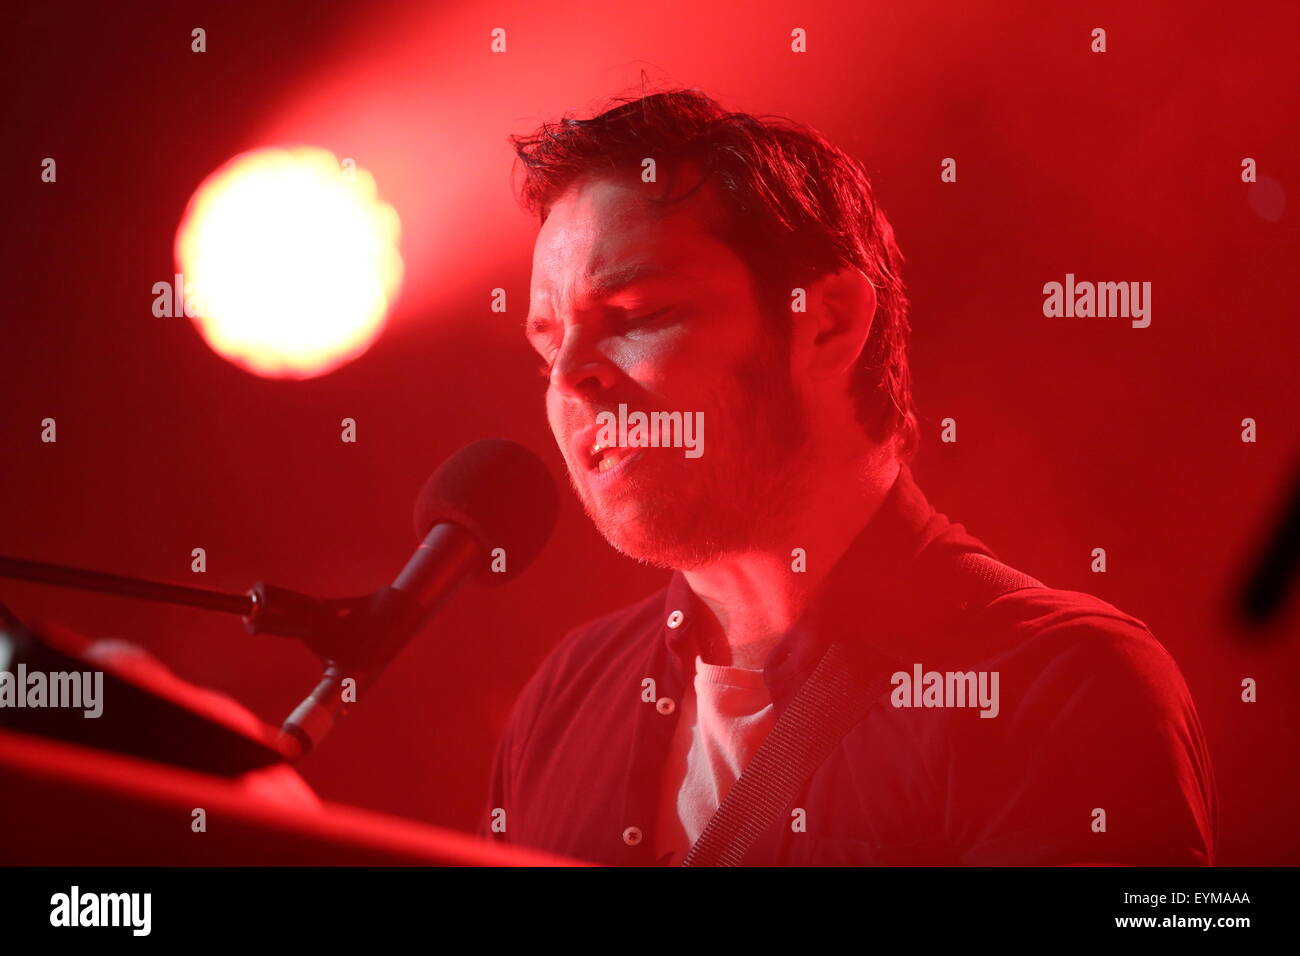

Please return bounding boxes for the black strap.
[679,551,1043,867]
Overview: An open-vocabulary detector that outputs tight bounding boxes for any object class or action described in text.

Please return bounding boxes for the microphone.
[277,439,558,758]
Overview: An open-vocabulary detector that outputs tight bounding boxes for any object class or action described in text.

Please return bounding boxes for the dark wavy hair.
[510,87,918,460]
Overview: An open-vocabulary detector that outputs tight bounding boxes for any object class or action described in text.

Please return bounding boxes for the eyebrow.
[525,264,678,337]
[586,263,675,298]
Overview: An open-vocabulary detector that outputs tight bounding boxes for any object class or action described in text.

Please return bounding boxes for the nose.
[549,324,618,398]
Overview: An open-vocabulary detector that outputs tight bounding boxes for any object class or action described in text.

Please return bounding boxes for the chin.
[588,503,659,555]
[588,505,725,570]
[569,461,746,569]
[604,533,714,571]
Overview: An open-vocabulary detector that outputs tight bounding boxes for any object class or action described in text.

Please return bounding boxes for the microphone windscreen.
[412,439,558,585]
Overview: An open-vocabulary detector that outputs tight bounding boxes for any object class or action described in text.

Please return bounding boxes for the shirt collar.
[659,463,994,709]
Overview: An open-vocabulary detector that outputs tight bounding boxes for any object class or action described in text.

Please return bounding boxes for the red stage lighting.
[175,146,403,379]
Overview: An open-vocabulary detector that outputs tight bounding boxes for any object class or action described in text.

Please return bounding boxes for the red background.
[1,0,1296,863]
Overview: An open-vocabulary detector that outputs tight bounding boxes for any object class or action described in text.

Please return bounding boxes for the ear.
[790,266,878,379]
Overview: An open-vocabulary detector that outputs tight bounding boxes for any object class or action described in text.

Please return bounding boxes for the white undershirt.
[654,653,777,865]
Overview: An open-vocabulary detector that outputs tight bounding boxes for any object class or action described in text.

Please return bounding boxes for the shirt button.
[656,697,676,715]
[666,610,684,629]
[623,826,643,847]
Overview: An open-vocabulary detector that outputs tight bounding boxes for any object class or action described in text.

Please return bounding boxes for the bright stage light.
[175,146,403,379]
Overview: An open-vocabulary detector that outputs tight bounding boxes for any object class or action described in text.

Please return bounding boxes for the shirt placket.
[615,594,697,865]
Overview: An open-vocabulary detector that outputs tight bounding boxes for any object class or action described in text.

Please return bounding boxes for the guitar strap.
[679,551,1043,867]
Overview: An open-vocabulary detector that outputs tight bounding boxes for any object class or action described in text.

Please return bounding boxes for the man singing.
[479,88,1216,866]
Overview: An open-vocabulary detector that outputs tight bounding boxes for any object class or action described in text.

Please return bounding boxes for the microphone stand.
[0,554,382,761]
[0,555,255,617]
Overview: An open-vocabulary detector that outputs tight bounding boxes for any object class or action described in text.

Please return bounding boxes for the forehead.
[528,171,737,305]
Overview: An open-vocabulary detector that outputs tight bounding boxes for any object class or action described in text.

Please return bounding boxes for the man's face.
[525,172,811,569]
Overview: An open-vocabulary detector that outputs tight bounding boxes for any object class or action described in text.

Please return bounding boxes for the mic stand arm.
[254,586,428,761]
[0,554,393,762]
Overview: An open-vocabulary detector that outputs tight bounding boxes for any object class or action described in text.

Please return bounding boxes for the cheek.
[545,389,565,441]
[618,327,709,390]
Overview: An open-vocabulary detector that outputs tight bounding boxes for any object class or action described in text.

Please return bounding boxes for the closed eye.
[619,305,674,332]
[532,307,673,381]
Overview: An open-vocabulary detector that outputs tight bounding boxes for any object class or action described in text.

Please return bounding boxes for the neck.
[683,452,900,670]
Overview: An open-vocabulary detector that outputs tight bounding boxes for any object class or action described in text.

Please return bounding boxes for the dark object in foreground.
[1240,458,1300,630]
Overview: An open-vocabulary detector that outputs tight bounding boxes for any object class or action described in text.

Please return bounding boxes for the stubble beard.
[570,336,813,570]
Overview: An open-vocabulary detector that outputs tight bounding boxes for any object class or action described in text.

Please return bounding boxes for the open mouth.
[569,424,646,485]
[588,441,639,475]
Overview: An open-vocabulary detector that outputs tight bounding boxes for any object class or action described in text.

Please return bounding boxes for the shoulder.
[960,580,1202,731]
[982,581,1151,638]
[941,579,1216,863]
[503,585,669,728]
[980,582,1171,671]
[900,550,1202,727]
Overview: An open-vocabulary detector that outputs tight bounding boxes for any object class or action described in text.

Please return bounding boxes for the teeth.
[587,437,632,474]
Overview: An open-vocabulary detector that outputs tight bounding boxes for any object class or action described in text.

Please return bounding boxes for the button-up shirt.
[478,465,1217,865]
